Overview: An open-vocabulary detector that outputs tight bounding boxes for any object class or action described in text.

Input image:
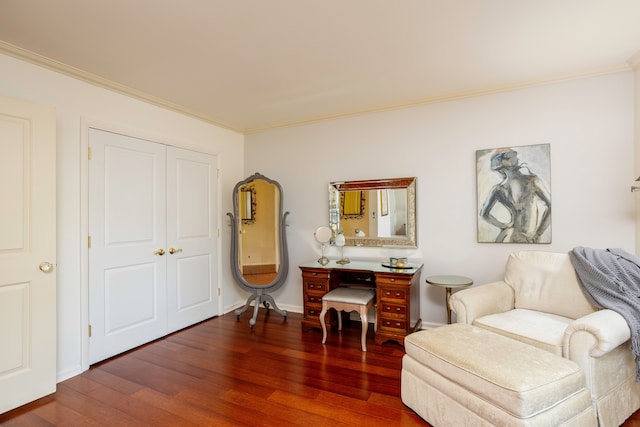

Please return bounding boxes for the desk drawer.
[302,270,330,280]
[379,288,406,302]
[305,293,324,305]
[381,303,406,317]
[304,303,323,319]
[304,280,329,292]
[379,318,407,332]
[376,274,413,287]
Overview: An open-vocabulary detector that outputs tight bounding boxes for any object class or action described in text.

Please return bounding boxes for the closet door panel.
[166,147,219,332]
[89,129,167,364]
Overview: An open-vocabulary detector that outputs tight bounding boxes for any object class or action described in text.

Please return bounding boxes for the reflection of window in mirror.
[378,188,407,236]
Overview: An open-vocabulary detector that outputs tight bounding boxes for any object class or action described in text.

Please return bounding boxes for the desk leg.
[445,287,452,324]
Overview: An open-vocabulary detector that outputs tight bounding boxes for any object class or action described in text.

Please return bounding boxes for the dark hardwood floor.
[2,308,640,426]
[0,309,424,426]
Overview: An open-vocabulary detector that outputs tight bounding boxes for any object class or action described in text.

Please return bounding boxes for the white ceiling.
[1,1,640,133]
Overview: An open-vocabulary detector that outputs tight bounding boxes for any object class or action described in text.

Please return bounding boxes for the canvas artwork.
[476,143,551,243]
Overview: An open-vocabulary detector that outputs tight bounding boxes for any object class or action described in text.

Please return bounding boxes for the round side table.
[426,275,473,324]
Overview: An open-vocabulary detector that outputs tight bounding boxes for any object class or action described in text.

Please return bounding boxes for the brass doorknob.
[169,247,183,254]
[154,249,165,256]
[39,262,54,273]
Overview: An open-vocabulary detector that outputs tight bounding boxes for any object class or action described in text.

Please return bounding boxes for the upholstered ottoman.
[401,324,596,426]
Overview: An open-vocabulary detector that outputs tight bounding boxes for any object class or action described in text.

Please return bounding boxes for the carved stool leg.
[320,302,329,344]
[360,305,369,352]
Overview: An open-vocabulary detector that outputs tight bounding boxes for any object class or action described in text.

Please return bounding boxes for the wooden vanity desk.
[299,260,423,346]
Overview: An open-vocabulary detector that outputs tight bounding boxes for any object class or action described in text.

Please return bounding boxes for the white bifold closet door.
[88,128,218,364]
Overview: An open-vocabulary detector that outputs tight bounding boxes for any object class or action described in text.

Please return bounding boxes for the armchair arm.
[449,281,514,324]
[563,309,630,358]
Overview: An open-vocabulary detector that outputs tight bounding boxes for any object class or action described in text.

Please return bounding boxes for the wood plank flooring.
[2,308,640,426]
[0,309,424,426]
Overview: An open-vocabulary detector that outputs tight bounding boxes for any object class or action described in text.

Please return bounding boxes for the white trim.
[0,40,239,132]
[0,40,631,135]
[628,50,640,70]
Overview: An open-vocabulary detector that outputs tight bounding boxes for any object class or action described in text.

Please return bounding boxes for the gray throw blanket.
[569,247,640,381]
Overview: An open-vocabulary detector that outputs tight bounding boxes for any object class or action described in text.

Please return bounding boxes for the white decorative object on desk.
[334,233,350,264]
[314,226,332,265]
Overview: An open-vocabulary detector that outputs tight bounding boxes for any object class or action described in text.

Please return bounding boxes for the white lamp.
[335,233,350,265]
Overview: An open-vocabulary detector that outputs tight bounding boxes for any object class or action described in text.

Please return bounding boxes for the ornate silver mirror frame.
[328,177,417,248]
[227,172,289,327]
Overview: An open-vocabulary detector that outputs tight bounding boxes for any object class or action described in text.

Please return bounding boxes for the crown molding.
[627,51,640,69]
[0,40,242,133]
[245,63,631,134]
[0,40,631,135]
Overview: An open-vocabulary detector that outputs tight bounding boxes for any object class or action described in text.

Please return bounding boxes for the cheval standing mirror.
[228,173,289,327]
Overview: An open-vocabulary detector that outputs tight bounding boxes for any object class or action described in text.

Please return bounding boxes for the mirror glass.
[314,226,332,244]
[328,177,417,247]
[314,225,332,265]
[236,177,281,285]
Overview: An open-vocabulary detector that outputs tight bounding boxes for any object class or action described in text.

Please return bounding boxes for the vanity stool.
[320,287,376,352]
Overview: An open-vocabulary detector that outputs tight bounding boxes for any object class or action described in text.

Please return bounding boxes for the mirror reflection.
[239,186,255,223]
[329,177,417,247]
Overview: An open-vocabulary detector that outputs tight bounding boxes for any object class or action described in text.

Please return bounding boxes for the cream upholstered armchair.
[449,251,640,427]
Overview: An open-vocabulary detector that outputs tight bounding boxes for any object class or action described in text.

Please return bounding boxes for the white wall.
[0,53,245,381]
[246,71,636,328]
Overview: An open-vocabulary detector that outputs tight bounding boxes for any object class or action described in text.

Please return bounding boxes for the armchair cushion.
[473,309,573,356]
[504,251,597,319]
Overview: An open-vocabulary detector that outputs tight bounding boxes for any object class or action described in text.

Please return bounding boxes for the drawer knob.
[312,272,317,276]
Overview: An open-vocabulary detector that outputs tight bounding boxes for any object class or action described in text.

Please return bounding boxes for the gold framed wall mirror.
[328,177,417,248]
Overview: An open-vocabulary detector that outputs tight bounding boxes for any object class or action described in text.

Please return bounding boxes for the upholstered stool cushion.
[402,324,596,426]
[322,287,375,304]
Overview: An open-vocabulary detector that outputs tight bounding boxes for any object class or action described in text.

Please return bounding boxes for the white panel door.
[89,129,167,364]
[166,147,218,332]
[0,96,56,413]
